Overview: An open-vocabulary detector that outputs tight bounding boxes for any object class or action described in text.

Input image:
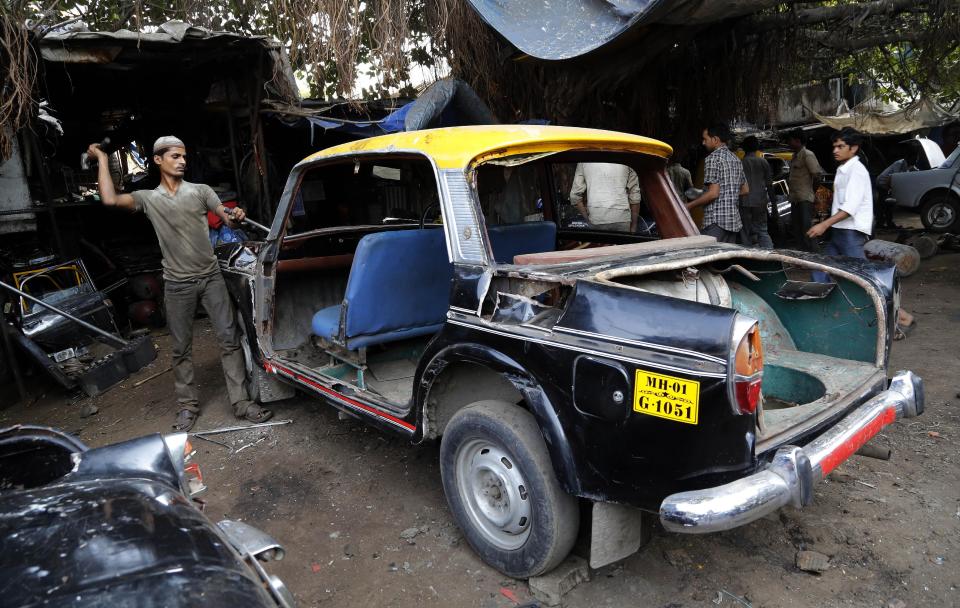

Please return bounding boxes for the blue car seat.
[311,229,453,350]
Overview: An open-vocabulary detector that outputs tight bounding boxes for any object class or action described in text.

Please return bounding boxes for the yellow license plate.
[633,370,700,425]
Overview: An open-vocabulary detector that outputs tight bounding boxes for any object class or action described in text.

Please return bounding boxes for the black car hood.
[1,478,276,607]
[0,431,277,608]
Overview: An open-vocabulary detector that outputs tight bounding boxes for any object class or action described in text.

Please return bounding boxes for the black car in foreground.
[0,425,294,607]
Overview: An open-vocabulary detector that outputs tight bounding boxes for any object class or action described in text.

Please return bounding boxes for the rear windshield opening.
[473,150,696,251]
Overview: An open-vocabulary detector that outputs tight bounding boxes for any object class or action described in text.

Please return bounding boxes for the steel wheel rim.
[927,201,956,229]
[455,438,532,550]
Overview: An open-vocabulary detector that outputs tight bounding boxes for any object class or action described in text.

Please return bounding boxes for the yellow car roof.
[302,125,672,170]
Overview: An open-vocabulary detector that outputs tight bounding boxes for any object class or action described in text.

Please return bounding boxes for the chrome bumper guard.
[218,519,295,607]
[660,370,923,534]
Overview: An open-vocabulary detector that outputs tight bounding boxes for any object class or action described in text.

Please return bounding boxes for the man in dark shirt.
[686,123,748,243]
[739,136,774,248]
[786,130,824,251]
[88,136,272,431]
[875,145,918,229]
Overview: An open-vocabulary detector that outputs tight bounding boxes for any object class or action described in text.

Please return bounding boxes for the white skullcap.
[153,135,185,153]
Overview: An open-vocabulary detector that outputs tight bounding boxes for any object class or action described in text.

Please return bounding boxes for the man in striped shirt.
[686,123,748,243]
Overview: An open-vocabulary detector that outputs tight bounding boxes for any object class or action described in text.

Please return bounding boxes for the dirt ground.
[3,226,958,608]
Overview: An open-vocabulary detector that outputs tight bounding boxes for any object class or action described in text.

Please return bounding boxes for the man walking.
[807,128,873,282]
[570,162,643,232]
[739,136,774,248]
[686,124,748,243]
[786,130,823,251]
[87,136,272,431]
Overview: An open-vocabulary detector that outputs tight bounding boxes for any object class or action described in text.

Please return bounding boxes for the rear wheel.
[440,400,579,578]
[919,193,960,232]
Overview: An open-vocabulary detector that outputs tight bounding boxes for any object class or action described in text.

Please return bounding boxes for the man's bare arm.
[686,183,719,210]
[89,144,136,210]
[807,210,851,238]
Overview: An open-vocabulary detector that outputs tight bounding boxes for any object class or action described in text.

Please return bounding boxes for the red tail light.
[735,376,763,414]
[730,318,764,415]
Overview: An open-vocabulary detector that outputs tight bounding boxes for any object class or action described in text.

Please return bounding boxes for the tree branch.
[749,0,924,32]
[804,29,919,52]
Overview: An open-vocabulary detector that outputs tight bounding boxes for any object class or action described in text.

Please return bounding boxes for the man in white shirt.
[570,162,642,232]
[808,128,873,282]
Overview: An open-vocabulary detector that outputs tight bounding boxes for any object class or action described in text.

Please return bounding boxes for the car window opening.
[268,156,446,412]
[472,150,699,267]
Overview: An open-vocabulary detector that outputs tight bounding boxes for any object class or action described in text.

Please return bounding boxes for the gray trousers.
[790,199,820,252]
[739,205,774,249]
[164,272,251,417]
[701,223,739,243]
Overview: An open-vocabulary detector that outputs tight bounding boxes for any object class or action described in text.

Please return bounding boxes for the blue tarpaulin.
[279,78,499,144]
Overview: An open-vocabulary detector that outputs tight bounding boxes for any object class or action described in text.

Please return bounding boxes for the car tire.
[237,312,261,403]
[919,193,960,232]
[440,400,579,579]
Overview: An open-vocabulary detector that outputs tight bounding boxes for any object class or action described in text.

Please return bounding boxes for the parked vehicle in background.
[219,125,923,578]
[0,425,294,607]
[890,141,960,232]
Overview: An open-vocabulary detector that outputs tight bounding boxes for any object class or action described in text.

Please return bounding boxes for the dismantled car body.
[0,425,293,607]
[1,259,156,396]
[219,126,924,578]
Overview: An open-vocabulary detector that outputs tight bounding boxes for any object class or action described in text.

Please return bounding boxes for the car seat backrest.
[343,229,453,338]
[487,221,557,264]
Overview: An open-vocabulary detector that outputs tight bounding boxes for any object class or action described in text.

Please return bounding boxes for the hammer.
[80,136,112,170]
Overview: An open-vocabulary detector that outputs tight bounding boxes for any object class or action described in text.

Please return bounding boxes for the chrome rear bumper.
[660,370,923,534]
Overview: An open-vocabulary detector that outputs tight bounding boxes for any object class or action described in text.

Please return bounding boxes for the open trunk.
[592,251,890,453]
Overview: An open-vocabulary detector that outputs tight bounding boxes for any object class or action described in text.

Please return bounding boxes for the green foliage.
[8,0,442,99]
[839,41,960,107]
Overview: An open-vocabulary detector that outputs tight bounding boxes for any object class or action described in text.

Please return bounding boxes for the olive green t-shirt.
[131,181,221,281]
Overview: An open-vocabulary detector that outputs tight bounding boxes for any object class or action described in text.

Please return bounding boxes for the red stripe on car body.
[818,406,897,476]
[270,363,416,432]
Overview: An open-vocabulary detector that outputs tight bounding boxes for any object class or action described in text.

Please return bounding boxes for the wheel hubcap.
[928,202,956,229]
[455,439,532,550]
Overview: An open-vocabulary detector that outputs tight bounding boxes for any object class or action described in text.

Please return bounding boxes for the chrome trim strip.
[553,326,727,365]
[448,305,478,316]
[659,370,923,534]
[439,169,488,264]
[448,319,727,379]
